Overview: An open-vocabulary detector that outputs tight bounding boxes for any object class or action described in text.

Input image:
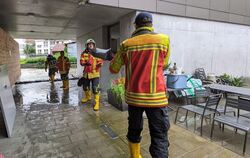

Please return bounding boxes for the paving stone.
[46,131,71,140]
[69,132,87,143]
[51,136,72,148]
[46,124,68,131]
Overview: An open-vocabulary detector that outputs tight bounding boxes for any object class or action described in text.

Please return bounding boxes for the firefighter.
[109,12,171,158]
[80,39,103,111]
[56,51,70,90]
[45,54,57,83]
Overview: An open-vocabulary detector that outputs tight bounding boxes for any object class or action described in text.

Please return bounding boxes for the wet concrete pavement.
[0,80,246,158]
[18,68,78,82]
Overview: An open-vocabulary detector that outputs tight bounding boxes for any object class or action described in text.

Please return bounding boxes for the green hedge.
[69,56,77,63]
[20,57,46,64]
[20,55,77,65]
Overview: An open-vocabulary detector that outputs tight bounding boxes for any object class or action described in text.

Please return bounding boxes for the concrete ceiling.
[0,0,132,40]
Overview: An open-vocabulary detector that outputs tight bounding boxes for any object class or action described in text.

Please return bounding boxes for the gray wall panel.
[160,0,186,4]
[89,0,118,7]
[229,0,246,15]
[157,1,186,16]
[119,0,156,12]
[186,0,210,8]
[210,0,229,12]
[89,0,250,26]
[186,6,209,19]
[229,14,244,24]
[210,10,229,22]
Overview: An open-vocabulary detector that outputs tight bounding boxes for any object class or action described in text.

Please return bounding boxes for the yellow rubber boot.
[63,80,69,90]
[81,91,91,103]
[93,94,100,111]
[50,75,55,83]
[51,75,55,82]
[129,142,142,158]
[60,81,65,88]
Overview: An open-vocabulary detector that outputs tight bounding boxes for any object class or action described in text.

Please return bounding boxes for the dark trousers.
[127,105,170,158]
[83,77,100,94]
[60,73,69,81]
[48,68,56,77]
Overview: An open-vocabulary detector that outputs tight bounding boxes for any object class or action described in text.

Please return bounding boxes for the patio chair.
[185,88,209,105]
[211,97,250,154]
[237,96,250,119]
[188,89,236,115]
[194,68,215,85]
[174,94,222,136]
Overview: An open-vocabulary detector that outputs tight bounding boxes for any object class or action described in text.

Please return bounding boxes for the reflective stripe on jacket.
[80,51,103,79]
[109,27,170,107]
[56,56,70,74]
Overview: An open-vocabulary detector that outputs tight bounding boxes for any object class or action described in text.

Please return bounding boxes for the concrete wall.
[89,0,250,26]
[152,13,250,77]
[0,27,21,86]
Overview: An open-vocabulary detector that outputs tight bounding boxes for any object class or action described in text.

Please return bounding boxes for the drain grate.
[100,123,118,139]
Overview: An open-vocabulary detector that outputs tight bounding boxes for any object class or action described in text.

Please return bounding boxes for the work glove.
[96,63,102,68]
[106,51,115,61]
[85,62,91,66]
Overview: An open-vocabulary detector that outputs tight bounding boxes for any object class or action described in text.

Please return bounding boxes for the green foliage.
[27,57,45,64]
[164,62,171,70]
[110,84,125,100]
[220,73,231,83]
[19,55,76,69]
[219,73,245,87]
[231,76,245,87]
[23,44,36,56]
[19,57,46,64]
[69,56,77,63]
[110,77,126,101]
[19,58,27,64]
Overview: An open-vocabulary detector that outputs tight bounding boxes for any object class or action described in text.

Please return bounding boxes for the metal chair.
[211,97,250,154]
[237,96,250,119]
[194,68,214,85]
[185,88,208,105]
[175,94,222,136]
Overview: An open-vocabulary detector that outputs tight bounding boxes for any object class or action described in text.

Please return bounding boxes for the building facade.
[76,0,250,91]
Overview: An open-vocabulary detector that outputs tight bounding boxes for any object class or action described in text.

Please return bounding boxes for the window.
[44,41,48,47]
[37,45,42,48]
[44,49,48,54]
[50,40,55,45]
[37,50,42,54]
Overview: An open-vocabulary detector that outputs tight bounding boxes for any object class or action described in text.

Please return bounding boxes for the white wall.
[120,12,136,42]
[153,13,250,77]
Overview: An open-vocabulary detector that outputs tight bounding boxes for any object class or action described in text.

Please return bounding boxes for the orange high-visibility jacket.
[109,27,170,107]
[56,56,70,74]
[80,51,103,79]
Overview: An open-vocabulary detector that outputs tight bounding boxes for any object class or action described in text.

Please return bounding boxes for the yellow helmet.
[85,39,96,47]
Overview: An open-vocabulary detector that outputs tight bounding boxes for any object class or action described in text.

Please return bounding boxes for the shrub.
[69,56,77,63]
[19,57,46,64]
[219,73,245,87]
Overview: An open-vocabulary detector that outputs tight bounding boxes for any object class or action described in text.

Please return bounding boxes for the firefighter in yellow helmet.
[80,39,103,111]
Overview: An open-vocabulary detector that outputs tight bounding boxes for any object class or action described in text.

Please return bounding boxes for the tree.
[23,44,36,57]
